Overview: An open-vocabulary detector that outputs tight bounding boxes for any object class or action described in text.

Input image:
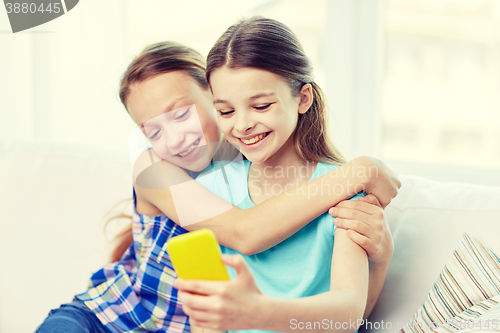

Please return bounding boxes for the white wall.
[1,0,499,332]
[0,1,330,332]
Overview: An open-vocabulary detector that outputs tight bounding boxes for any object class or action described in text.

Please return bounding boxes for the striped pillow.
[401,233,500,333]
[433,295,500,332]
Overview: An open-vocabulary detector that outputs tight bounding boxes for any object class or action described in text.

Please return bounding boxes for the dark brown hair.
[206,16,346,164]
[109,41,209,263]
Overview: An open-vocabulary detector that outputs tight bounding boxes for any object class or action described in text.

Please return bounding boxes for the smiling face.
[210,66,311,164]
[126,71,221,172]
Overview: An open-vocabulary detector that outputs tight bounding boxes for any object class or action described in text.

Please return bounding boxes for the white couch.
[1,143,499,333]
[364,173,500,332]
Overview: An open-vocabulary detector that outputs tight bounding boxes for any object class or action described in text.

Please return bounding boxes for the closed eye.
[175,107,191,120]
[218,110,234,116]
[255,103,272,111]
[148,129,160,140]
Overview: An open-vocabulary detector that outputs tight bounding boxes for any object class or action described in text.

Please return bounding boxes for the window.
[382,0,500,170]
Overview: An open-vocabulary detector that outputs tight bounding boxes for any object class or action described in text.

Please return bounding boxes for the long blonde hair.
[109,41,209,263]
[206,17,346,165]
[119,41,208,107]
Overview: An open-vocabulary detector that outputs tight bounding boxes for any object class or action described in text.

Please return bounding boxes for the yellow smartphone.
[167,228,230,281]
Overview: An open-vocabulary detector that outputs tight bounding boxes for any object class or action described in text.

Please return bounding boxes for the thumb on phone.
[222,254,252,281]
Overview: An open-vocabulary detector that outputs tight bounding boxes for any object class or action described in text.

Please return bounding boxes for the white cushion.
[363,175,500,332]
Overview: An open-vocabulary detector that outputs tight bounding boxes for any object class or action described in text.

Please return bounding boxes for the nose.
[163,125,186,155]
[233,110,255,135]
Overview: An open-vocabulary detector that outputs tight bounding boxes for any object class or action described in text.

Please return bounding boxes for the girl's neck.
[248,138,317,205]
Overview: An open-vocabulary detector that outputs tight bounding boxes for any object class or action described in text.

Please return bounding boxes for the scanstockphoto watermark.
[290,318,407,330]
[249,161,380,181]
[248,162,380,199]
[3,0,79,33]
[249,177,366,199]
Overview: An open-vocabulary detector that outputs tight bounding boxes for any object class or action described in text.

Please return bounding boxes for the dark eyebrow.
[213,93,275,105]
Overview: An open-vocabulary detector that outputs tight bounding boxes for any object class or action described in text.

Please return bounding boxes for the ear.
[297,83,314,114]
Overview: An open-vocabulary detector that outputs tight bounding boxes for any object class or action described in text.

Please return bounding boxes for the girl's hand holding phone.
[174,255,265,331]
[329,194,393,266]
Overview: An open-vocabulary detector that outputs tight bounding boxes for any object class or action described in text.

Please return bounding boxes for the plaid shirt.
[75,188,190,333]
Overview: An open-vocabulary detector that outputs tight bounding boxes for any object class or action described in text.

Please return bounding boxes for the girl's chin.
[242,152,269,164]
[165,149,212,172]
[189,163,211,172]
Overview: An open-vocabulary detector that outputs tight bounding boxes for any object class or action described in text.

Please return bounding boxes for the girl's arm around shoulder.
[343,156,401,208]
[134,150,399,256]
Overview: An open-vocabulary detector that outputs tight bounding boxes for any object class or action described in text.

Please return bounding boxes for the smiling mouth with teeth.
[177,138,201,157]
[240,132,270,145]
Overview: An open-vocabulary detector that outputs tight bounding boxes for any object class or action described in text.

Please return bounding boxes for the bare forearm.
[254,292,365,333]
[364,261,390,319]
[186,162,364,255]
[150,157,375,255]
[253,227,369,333]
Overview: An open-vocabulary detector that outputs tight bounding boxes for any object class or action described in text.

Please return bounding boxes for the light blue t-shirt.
[196,158,365,333]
